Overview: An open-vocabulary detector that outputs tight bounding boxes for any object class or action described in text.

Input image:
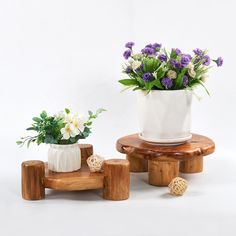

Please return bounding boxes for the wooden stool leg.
[22,161,45,200]
[180,156,203,173]
[126,153,148,172]
[148,159,179,187]
[79,144,93,164]
[103,159,130,200]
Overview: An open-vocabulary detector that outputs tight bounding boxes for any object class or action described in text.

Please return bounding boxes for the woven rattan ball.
[87,154,104,172]
[168,177,188,196]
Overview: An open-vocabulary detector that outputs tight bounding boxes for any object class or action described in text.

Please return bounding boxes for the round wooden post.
[79,144,93,164]
[180,156,203,173]
[126,153,148,172]
[103,159,130,200]
[22,161,45,200]
[148,158,179,187]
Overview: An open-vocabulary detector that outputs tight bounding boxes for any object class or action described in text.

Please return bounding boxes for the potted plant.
[119,42,223,145]
[17,108,105,172]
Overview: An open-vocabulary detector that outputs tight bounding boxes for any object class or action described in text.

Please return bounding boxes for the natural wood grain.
[44,163,104,191]
[22,161,45,200]
[117,133,215,160]
[148,158,179,186]
[126,153,148,172]
[180,156,203,173]
[103,159,130,200]
[79,144,93,164]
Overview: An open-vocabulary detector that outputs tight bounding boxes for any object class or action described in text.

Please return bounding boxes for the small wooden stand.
[22,144,130,201]
[117,134,215,187]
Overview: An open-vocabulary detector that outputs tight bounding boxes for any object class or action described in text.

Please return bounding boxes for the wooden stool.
[116,133,215,187]
[21,145,130,201]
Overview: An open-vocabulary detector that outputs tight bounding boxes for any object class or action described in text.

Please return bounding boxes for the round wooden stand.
[116,133,215,186]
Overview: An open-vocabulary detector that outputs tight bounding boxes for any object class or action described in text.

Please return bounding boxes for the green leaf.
[26,127,37,131]
[175,68,188,89]
[65,108,70,114]
[119,79,138,86]
[88,110,93,116]
[32,117,41,123]
[143,57,160,73]
[40,111,47,119]
[16,141,23,145]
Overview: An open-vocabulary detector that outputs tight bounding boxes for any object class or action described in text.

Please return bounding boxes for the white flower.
[167,70,177,79]
[187,62,194,70]
[61,123,79,140]
[64,114,73,123]
[201,74,209,82]
[188,68,196,78]
[72,115,85,132]
[130,60,142,70]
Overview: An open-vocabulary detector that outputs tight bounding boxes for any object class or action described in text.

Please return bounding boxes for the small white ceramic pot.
[137,90,193,145]
[48,143,81,172]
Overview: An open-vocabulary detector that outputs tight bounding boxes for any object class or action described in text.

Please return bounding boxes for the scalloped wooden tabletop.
[116,133,215,160]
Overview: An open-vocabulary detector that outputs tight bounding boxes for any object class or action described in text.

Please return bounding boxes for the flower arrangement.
[119,42,223,93]
[17,108,105,147]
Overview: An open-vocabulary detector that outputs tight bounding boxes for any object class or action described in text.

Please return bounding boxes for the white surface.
[48,143,81,172]
[137,90,192,143]
[0,0,236,235]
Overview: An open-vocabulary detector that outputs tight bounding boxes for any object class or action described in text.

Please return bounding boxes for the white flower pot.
[137,90,193,145]
[48,143,81,172]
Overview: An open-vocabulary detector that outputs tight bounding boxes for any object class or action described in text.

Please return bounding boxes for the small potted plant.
[119,42,223,145]
[17,108,105,172]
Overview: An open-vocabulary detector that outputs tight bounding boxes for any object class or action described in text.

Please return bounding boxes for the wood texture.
[103,159,130,200]
[79,144,93,164]
[22,160,45,200]
[148,158,179,186]
[126,153,148,172]
[117,133,215,160]
[180,156,203,173]
[44,163,104,191]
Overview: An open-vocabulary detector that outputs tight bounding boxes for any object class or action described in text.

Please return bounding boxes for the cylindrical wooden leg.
[103,159,130,200]
[79,144,93,164]
[148,158,179,187]
[180,156,203,173]
[22,161,45,200]
[126,153,148,172]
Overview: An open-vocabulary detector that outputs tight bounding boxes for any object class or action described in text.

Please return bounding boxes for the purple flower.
[125,42,134,49]
[172,48,181,55]
[123,50,131,60]
[203,55,211,66]
[215,57,223,67]
[125,66,132,73]
[180,54,191,67]
[142,72,153,82]
[141,47,155,55]
[161,77,173,89]
[183,75,189,87]
[193,48,203,56]
[158,54,167,62]
[152,43,162,50]
[169,59,180,68]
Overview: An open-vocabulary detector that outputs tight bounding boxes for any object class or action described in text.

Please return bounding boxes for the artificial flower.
[167,70,177,79]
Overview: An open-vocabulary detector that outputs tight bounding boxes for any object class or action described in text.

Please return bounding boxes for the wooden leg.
[180,156,203,173]
[22,161,45,200]
[126,153,148,172]
[79,144,93,165]
[103,159,130,200]
[148,158,179,187]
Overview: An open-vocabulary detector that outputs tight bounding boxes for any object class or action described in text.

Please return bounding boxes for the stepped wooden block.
[116,133,215,186]
[21,145,130,201]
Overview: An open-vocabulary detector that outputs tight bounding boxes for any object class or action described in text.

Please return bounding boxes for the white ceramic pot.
[137,90,193,145]
[48,143,81,172]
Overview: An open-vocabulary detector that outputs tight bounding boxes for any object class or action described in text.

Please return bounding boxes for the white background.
[0,0,236,235]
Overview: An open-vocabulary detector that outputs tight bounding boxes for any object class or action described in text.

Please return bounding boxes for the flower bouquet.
[17,108,105,172]
[119,42,223,144]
